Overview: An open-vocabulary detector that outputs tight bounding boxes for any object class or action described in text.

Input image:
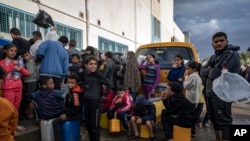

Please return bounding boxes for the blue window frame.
[0,3,83,49]
[151,16,161,43]
[98,36,128,53]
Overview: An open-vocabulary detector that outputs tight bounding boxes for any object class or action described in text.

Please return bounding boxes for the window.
[55,23,82,50]
[0,4,83,50]
[151,16,161,42]
[98,36,128,53]
[136,47,195,69]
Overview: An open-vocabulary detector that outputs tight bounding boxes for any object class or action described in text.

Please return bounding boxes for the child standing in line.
[52,73,83,141]
[0,44,30,109]
[80,55,111,141]
[139,54,160,100]
[68,54,82,75]
[0,44,30,131]
[0,66,18,141]
[183,61,202,137]
[32,76,64,120]
[167,54,185,88]
[21,50,38,119]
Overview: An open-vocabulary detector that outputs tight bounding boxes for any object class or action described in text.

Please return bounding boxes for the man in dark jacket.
[161,82,197,141]
[103,51,117,92]
[200,32,241,141]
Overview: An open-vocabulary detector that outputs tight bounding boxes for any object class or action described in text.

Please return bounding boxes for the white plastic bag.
[213,69,250,104]
[41,119,55,141]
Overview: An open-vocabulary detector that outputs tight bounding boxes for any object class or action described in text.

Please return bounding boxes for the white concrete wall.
[160,0,174,42]
[173,22,185,42]
[87,0,136,51]
[1,0,85,47]
[1,0,184,52]
[135,0,152,47]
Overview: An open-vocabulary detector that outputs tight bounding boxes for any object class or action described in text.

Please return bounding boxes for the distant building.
[0,0,184,53]
[183,31,190,43]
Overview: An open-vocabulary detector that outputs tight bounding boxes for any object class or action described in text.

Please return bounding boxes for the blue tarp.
[0,38,12,47]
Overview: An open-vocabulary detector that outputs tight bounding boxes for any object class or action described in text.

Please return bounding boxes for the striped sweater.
[139,60,160,89]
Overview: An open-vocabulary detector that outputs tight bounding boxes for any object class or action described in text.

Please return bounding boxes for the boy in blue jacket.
[32,76,64,120]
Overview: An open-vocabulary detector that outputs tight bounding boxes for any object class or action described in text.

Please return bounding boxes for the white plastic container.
[213,69,250,104]
[41,119,55,141]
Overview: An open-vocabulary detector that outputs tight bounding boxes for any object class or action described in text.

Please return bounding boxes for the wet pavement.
[16,103,250,141]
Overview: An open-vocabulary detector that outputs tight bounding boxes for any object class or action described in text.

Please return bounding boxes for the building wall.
[135,0,152,47]
[0,0,184,52]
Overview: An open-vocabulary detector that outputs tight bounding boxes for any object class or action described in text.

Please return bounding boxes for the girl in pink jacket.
[0,44,30,110]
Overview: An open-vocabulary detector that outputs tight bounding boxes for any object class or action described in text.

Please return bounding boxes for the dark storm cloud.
[174,0,250,58]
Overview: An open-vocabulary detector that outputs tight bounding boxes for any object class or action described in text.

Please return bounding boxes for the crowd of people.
[0,29,243,141]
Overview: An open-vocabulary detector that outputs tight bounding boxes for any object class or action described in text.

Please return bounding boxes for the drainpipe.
[85,0,89,47]
[134,0,137,50]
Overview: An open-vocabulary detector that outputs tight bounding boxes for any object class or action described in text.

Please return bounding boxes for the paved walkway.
[16,103,250,141]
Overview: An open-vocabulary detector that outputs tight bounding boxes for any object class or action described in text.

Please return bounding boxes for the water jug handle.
[235,97,250,104]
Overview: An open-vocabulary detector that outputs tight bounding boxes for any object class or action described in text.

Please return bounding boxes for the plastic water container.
[109,119,120,133]
[41,119,55,141]
[100,112,109,129]
[213,69,250,104]
[61,120,80,141]
[140,124,150,138]
[173,125,191,141]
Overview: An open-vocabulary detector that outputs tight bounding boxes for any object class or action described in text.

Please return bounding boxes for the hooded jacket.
[32,88,64,120]
[162,93,197,128]
[200,45,241,97]
[133,102,156,122]
[64,85,83,120]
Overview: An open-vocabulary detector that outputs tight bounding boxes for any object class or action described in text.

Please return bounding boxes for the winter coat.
[103,59,117,89]
[64,86,83,120]
[183,72,202,104]
[133,102,156,122]
[110,92,133,114]
[162,93,198,128]
[36,40,69,79]
[80,70,111,100]
[167,65,185,88]
[200,45,241,97]
[32,88,64,120]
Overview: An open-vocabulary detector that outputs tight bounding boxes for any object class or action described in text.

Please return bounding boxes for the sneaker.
[150,136,158,141]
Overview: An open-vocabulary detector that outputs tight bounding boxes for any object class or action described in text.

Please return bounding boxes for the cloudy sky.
[174,0,250,58]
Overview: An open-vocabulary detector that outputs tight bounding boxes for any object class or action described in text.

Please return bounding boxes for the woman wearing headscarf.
[124,51,141,101]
